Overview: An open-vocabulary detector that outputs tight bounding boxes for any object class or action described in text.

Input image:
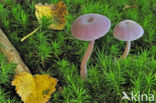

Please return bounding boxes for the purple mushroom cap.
[71,14,111,41]
[113,20,144,41]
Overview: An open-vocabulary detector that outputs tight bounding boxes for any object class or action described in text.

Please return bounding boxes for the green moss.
[0,0,155,102]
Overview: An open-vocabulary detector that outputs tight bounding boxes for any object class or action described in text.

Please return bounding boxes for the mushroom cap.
[113,20,144,41]
[71,14,111,41]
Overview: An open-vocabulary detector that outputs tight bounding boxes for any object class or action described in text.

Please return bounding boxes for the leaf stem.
[21,26,40,42]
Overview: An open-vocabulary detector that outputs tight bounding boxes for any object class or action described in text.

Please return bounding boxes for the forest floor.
[0,0,156,103]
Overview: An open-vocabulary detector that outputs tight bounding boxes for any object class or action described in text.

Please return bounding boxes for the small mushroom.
[113,20,144,59]
[71,14,111,80]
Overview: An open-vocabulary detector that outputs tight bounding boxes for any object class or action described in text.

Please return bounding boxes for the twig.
[0,29,31,74]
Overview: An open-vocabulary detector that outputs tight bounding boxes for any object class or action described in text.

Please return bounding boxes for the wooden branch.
[0,29,31,74]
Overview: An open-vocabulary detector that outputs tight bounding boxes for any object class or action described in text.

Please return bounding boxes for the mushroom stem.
[81,40,94,80]
[121,41,131,59]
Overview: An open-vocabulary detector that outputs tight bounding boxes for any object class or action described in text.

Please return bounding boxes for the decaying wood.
[0,29,31,74]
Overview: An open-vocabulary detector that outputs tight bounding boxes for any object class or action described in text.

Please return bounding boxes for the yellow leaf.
[35,1,68,30]
[12,72,57,103]
[21,1,68,42]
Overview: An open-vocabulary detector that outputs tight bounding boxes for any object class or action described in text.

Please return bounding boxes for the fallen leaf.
[21,1,68,41]
[35,1,68,30]
[12,72,57,103]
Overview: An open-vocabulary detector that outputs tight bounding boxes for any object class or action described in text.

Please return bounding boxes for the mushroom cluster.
[71,14,144,80]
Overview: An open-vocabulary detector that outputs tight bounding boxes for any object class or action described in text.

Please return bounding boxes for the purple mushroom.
[71,14,111,80]
[113,20,144,59]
